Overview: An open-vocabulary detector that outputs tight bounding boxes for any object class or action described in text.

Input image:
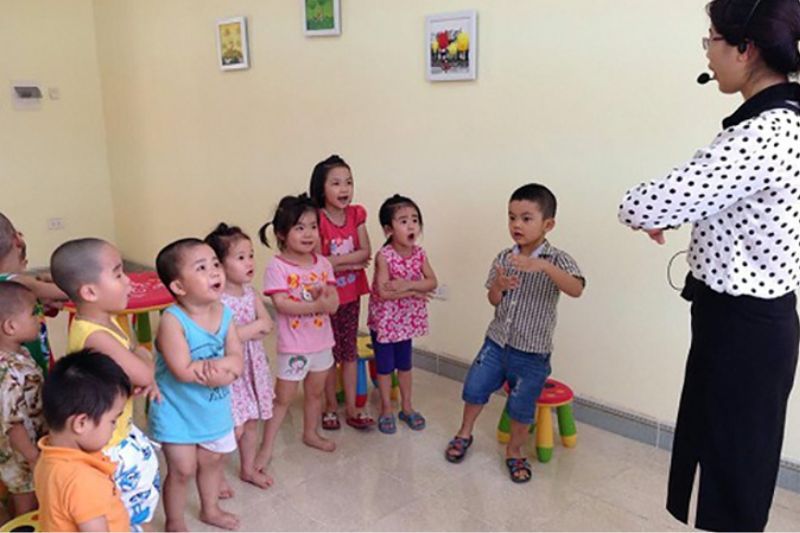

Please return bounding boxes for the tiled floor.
[43,315,800,531]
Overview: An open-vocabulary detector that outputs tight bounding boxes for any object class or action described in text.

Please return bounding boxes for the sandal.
[321,411,340,431]
[445,435,473,463]
[346,412,376,430]
[378,414,396,434]
[398,410,426,431]
[505,457,532,484]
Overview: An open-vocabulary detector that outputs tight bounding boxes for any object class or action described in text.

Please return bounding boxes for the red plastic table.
[63,271,174,353]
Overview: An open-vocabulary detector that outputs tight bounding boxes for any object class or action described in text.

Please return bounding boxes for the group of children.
[0,154,584,531]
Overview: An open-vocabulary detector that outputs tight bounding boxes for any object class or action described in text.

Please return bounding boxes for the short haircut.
[43,349,131,431]
[0,281,35,322]
[0,212,16,260]
[50,238,109,301]
[510,184,557,219]
[204,223,250,261]
[156,238,206,296]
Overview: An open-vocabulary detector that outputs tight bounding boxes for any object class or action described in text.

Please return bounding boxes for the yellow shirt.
[67,317,134,449]
[34,437,130,532]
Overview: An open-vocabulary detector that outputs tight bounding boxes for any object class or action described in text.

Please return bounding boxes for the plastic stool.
[497,378,577,463]
[0,510,40,532]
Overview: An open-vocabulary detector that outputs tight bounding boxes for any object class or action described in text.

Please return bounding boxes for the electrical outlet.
[47,217,64,230]
[432,284,449,301]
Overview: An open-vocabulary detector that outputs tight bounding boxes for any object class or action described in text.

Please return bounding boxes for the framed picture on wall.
[303,0,341,36]
[216,16,249,71]
[425,10,477,82]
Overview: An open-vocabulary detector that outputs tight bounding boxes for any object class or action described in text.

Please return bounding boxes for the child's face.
[386,205,421,248]
[5,294,41,344]
[222,238,255,285]
[324,167,354,210]
[284,211,319,255]
[78,393,126,453]
[173,244,226,303]
[508,200,554,250]
[85,244,131,312]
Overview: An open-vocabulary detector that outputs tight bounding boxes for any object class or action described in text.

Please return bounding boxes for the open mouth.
[337,196,350,204]
[246,269,254,277]
[211,282,223,291]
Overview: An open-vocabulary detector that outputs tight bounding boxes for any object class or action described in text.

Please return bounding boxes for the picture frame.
[425,10,477,82]
[216,16,249,71]
[303,0,341,37]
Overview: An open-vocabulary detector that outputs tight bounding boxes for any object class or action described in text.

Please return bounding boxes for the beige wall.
[5,0,785,461]
[0,0,116,267]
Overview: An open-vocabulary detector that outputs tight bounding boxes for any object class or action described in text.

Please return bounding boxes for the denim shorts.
[462,337,551,424]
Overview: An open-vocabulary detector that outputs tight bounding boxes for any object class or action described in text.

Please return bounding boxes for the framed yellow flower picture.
[216,16,249,71]
[426,10,477,82]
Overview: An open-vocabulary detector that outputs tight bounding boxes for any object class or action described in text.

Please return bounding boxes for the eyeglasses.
[701,36,726,50]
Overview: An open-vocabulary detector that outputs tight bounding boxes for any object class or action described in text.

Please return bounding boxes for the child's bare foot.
[219,476,235,499]
[302,432,336,452]
[240,467,274,489]
[164,519,189,532]
[200,508,240,531]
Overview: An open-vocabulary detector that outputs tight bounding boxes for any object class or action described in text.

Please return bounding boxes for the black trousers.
[667,275,799,531]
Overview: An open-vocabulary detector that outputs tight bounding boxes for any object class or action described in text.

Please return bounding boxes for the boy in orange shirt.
[34,349,132,532]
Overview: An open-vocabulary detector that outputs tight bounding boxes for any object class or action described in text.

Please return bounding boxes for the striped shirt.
[484,241,584,354]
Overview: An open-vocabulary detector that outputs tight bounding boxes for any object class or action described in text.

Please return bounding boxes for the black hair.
[0,280,35,322]
[707,0,800,75]
[258,194,318,250]
[43,349,131,431]
[205,223,250,261]
[510,184,558,219]
[309,154,352,208]
[377,194,424,246]
[50,238,110,301]
[156,238,206,296]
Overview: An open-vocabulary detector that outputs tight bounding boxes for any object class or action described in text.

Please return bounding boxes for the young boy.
[0,212,68,373]
[444,184,585,483]
[50,238,161,530]
[149,238,243,531]
[0,282,46,517]
[34,349,132,532]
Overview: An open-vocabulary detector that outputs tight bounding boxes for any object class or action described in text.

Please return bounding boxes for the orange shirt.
[33,437,130,532]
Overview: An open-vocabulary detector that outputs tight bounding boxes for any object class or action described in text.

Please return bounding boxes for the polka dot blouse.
[619,83,800,298]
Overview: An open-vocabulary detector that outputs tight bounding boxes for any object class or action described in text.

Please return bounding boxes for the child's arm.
[155,313,208,384]
[270,292,331,316]
[12,273,68,302]
[203,322,244,387]
[508,256,584,297]
[236,296,274,342]
[487,264,519,306]
[382,255,438,298]
[328,223,372,271]
[84,331,156,387]
[7,423,39,465]
[77,516,109,532]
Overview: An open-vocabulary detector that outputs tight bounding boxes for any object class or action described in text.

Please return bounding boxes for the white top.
[619,85,800,298]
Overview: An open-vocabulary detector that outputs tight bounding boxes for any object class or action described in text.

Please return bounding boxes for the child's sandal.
[505,457,532,483]
[321,411,341,430]
[445,435,473,463]
[398,410,426,430]
[378,414,396,434]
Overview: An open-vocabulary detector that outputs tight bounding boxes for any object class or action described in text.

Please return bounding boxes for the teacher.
[618,0,800,530]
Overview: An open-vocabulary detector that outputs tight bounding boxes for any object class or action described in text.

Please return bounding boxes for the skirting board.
[411,346,800,494]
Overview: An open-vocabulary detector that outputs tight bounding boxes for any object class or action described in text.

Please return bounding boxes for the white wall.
[0,0,116,268]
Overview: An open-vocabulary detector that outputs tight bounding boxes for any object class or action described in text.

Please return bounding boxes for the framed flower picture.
[303,0,341,36]
[425,10,477,82]
[216,16,250,71]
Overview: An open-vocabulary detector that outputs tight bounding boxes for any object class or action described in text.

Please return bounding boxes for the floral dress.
[221,285,274,426]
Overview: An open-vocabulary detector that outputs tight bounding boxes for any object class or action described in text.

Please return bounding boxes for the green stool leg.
[497,406,511,443]
[135,312,153,348]
[557,403,577,447]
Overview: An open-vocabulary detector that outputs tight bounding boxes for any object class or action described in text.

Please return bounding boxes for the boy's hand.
[492,266,520,291]
[508,255,550,274]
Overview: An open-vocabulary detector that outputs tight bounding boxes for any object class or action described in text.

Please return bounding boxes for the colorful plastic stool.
[0,510,40,532]
[497,378,577,463]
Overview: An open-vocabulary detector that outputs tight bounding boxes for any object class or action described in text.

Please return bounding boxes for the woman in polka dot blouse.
[619,0,800,530]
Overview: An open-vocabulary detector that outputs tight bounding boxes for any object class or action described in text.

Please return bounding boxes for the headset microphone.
[696,72,714,85]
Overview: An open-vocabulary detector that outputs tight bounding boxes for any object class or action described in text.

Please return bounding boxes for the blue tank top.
[148,304,234,443]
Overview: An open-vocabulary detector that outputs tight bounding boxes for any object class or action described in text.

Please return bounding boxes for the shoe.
[346,412,375,430]
[398,410,426,430]
[378,414,396,434]
[321,411,341,430]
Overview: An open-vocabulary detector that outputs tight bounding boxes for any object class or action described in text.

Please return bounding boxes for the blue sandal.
[398,411,426,431]
[378,414,396,434]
